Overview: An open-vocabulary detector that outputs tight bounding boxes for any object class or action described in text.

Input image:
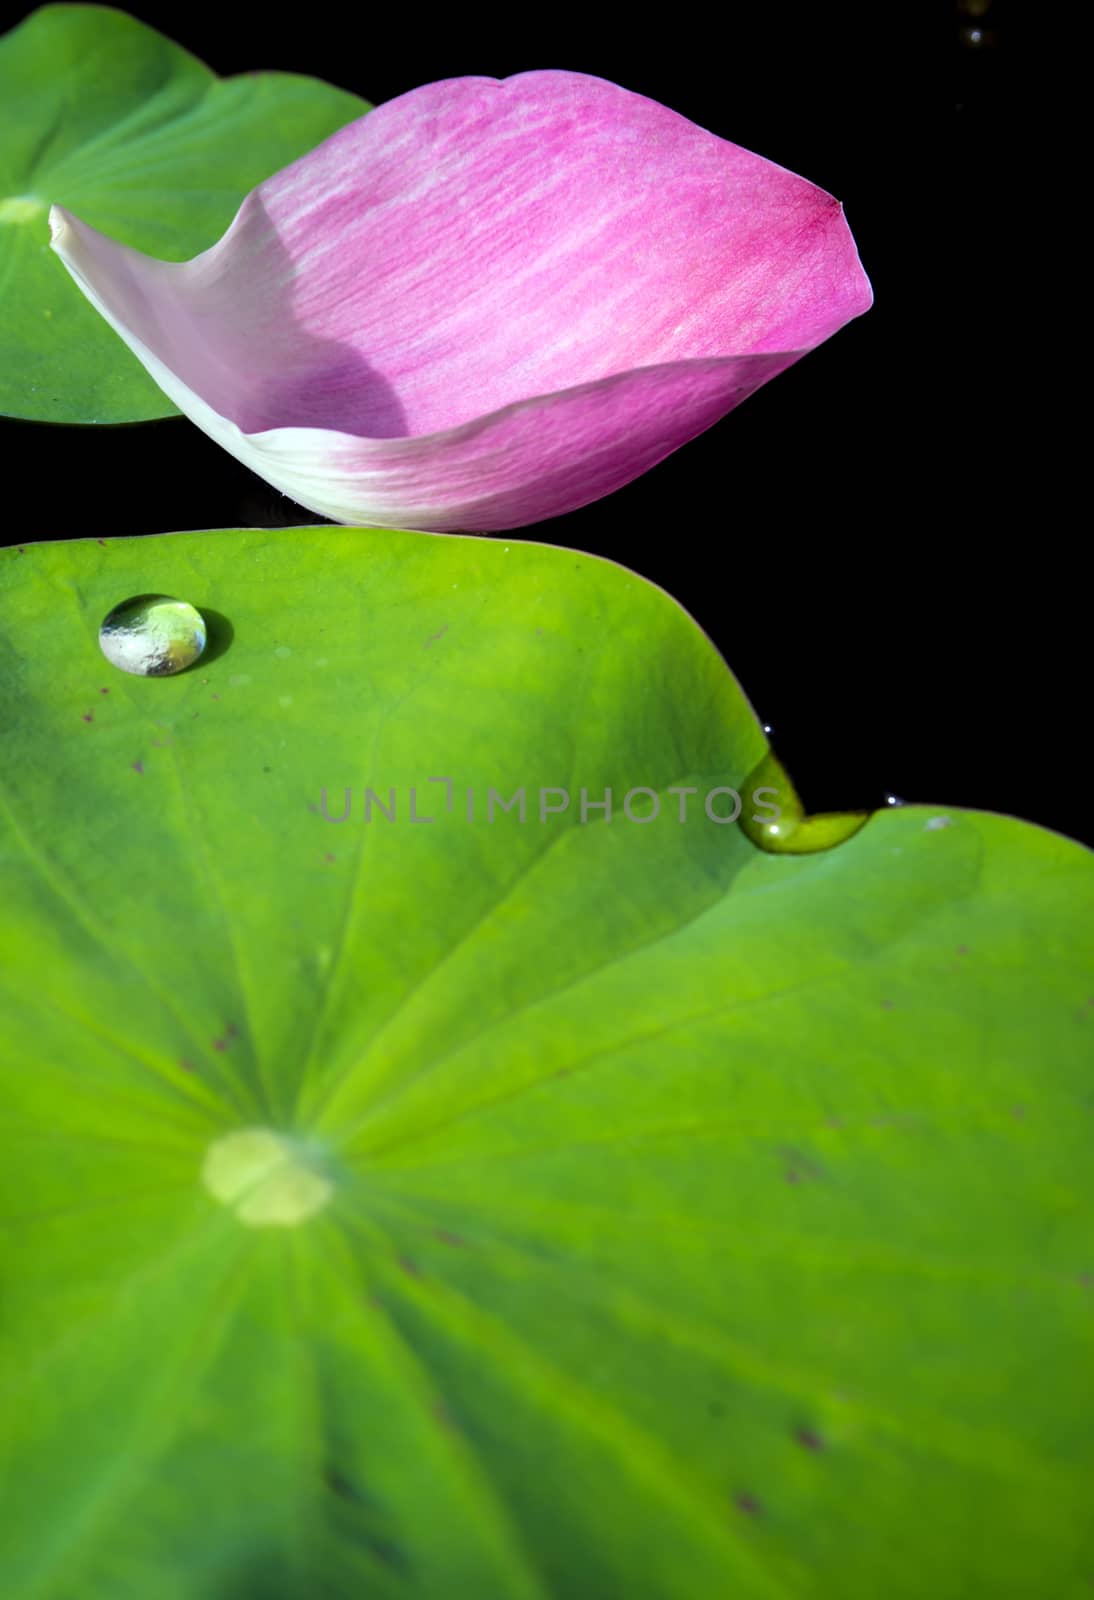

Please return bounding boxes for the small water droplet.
[99,594,205,677]
[762,724,773,735]
[885,794,905,807]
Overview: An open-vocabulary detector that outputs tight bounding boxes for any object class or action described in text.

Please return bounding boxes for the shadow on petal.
[220,200,410,440]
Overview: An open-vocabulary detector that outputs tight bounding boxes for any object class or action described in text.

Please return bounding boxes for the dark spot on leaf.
[367,1293,384,1309]
[956,945,969,955]
[795,1426,825,1452]
[178,1059,195,1073]
[434,1229,464,1247]
[708,1400,726,1419]
[81,711,93,723]
[424,624,449,648]
[131,760,143,774]
[398,1256,420,1278]
[212,1038,227,1052]
[1011,1104,1026,1119]
[307,804,318,813]
[734,1492,762,1517]
[16,546,25,554]
[535,627,544,635]
[880,999,895,1010]
[98,686,109,695]
[1079,1272,1093,1290]
[781,1146,823,1185]
[263,766,271,773]
[324,853,336,864]
[225,1023,238,1039]
[96,538,105,546]
[210,693,219,701]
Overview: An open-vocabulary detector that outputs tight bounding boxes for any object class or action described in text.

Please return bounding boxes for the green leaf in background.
[1,527,1092,1598]
[0,4,368,424]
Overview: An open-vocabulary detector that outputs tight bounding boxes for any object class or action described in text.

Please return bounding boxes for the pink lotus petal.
[49,71,872,532]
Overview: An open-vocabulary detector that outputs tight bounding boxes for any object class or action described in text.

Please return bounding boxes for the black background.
[4,4,1068,843]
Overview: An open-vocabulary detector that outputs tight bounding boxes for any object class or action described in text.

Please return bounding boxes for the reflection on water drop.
[99,594,206,677]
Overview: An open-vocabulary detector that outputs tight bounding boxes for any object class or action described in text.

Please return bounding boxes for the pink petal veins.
[50,71,872,531]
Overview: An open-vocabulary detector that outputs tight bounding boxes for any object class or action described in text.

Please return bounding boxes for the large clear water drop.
[99,593,206,677]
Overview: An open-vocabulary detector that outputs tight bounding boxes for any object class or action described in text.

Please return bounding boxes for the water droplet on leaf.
[99,594,206,677]
[740,750,869,855]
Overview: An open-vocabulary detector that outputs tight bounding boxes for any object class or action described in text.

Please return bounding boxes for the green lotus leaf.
[0,4,367,424]
[1,527,1091,1599]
